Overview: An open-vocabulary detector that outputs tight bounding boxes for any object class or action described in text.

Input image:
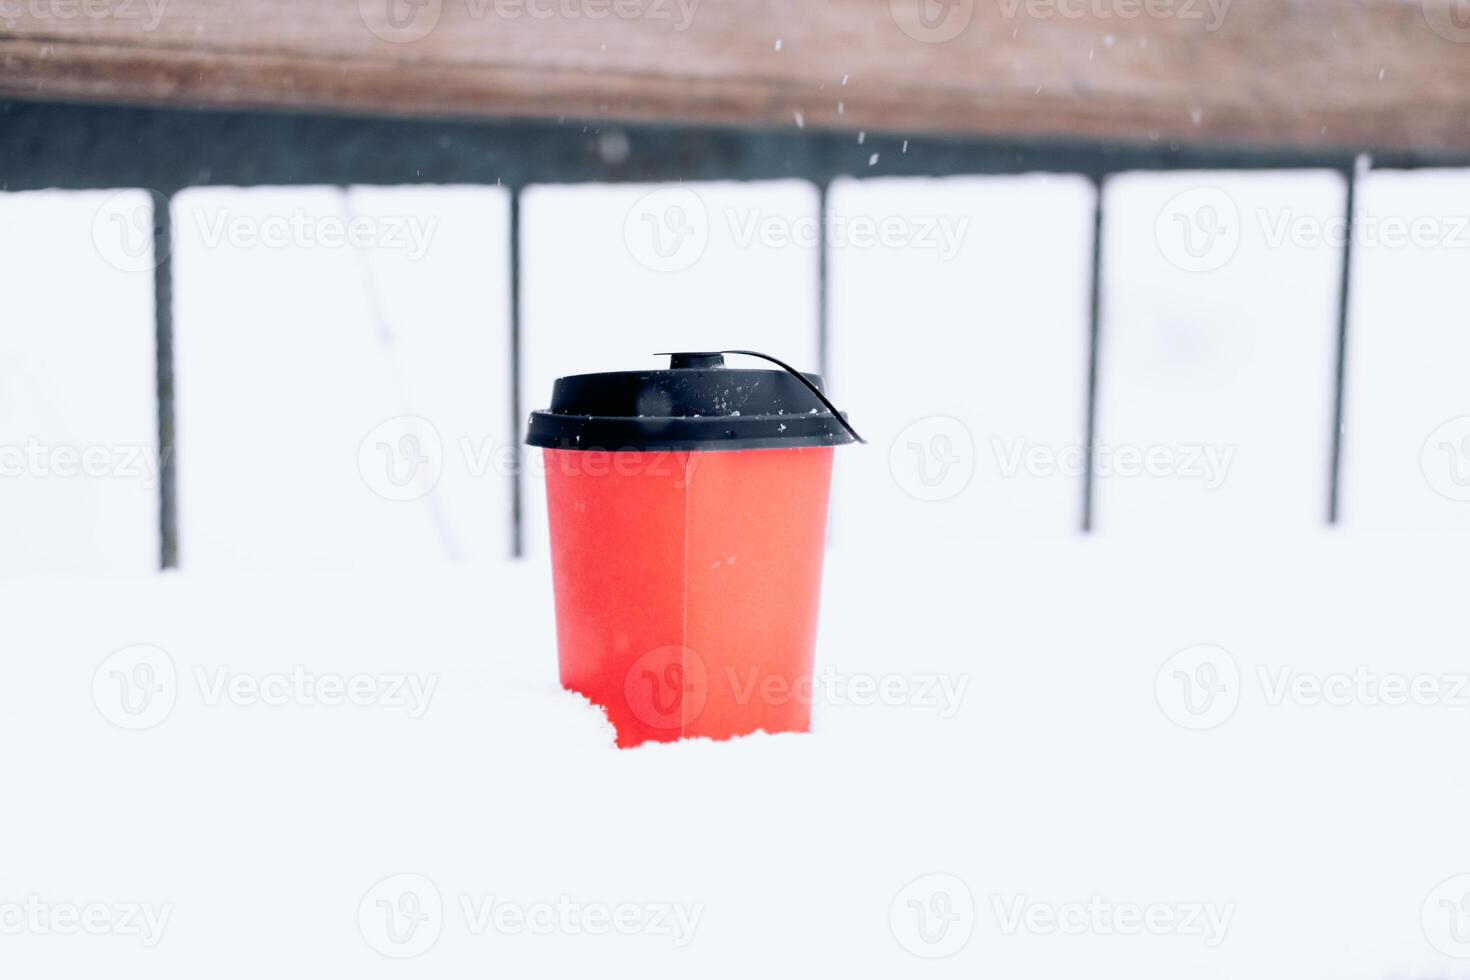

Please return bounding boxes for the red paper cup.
[527,352,860,747]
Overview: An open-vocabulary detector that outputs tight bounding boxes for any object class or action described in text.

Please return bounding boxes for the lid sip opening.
[525,349,864,452]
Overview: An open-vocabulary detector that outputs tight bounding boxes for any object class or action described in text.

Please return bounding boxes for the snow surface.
[4,533,1470,978]
[6,172,1470,976]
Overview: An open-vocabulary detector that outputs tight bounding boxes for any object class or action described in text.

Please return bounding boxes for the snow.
[171,185,513,570]
[827,174,1094,546]
[5,169,1470,976]
[4,533,1470,977]
[1098,171,1345,531]
[0,190,157,574]
[1340,169,1470,530]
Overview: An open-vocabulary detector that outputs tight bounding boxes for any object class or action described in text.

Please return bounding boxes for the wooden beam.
[2,0,1468,151]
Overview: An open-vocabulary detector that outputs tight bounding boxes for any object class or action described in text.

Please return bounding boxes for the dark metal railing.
[5,99,1467,566]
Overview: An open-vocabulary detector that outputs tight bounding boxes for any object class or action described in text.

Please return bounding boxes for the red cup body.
[543,446,834,748]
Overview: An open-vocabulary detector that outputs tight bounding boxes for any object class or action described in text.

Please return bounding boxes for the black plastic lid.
[526,350,863,452]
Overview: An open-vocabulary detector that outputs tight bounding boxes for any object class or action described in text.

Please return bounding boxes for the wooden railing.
[3,0,1470,152]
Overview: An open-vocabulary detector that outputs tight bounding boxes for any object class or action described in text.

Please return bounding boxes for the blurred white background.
[6,168,1470,574]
